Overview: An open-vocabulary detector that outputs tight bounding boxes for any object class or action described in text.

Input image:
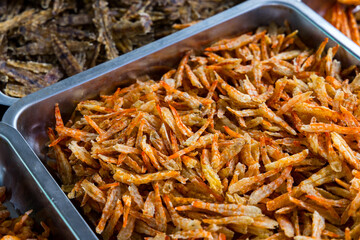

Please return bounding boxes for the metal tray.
[3,0,360,237]
[0,123,97,239]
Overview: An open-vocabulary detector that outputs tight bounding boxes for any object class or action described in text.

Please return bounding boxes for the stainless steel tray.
[3,0,360,237]
[0,123,97,239]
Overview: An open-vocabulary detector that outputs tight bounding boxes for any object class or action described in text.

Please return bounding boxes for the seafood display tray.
[3,0,360,238]
[0,123,97,239]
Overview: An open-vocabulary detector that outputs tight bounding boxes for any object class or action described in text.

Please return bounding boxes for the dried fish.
[0,61,46,88]
[4,83,39,98]
[51,34,82,77]
[93,0,119,60]
[44,67,64,86]
[0,9,35,33]
[6,60,53,74]
[57,13,93,26]
[15,40,94,56]
[112,13,152,38]
[0,0,242,97]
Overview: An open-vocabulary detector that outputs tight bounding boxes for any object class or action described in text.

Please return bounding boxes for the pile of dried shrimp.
[49,22,360,239]
[0,186,50,239]
[324,0,360,46]
[0,0,241,98]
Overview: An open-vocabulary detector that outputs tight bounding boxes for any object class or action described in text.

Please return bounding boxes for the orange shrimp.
[277,91,312,116]
[56,125,97,142]
[96,186,120,234]
[13,209,33,233]
[143,191,155,218]
[47,128,72,184]
[169,104,193,137]
[191,201,262,217]
[174,51,190,88]
[301,123,360,134]
[184,64,203,88]
[140,136,162,170]
[248,166,292,205]
[259,103,297,135]
[183,108,214,146]
[228,168,280,194]
[113,168,180,185]
[48,103,66,147]
[161,69,176,81]
[153,183,167,232]
[102,200,123,240]
[84,115,105,138]
[168,134,213,160]
[163,194,201,231]
[81,179,106,204]
[205,31,266,51]
[170,229,214,240]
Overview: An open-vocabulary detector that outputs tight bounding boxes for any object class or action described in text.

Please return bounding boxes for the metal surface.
[0,93,17,106]
[3,0,360,237]
[0,123,97,239]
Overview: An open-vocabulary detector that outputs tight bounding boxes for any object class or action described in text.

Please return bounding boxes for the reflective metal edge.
[0,123,97,240]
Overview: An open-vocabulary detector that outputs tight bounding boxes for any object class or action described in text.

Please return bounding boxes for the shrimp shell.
[96,186,120,234]
[113,168,180,185]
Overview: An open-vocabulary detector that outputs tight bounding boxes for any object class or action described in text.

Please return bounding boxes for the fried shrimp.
[48,23,360,239]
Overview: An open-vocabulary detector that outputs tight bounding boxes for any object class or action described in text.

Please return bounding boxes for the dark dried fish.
[51,34,82,77]
[0,9,35,33]
[53,0,65,15]
[43,67,63,85]
[28,9,53,28]
[112,13,152,38]
[0,0,242,98]
[54,25,96,40]
[19,23,95,42]
[74,52,87,70]
[89,42,101,68]
[53,0,77,15]
[0,74,8,83]
[18,25,48,42]
[0,61,47,88]
[0,35,7,60]
[0,2,7,17]
[5,1,23,21]
[57,13,93,26]
[4,83,40,98]
[15,40,93,55]
[93,0,119,60]
[6,60,53,74]
[116,37,133,53]
[41,0,52,9]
